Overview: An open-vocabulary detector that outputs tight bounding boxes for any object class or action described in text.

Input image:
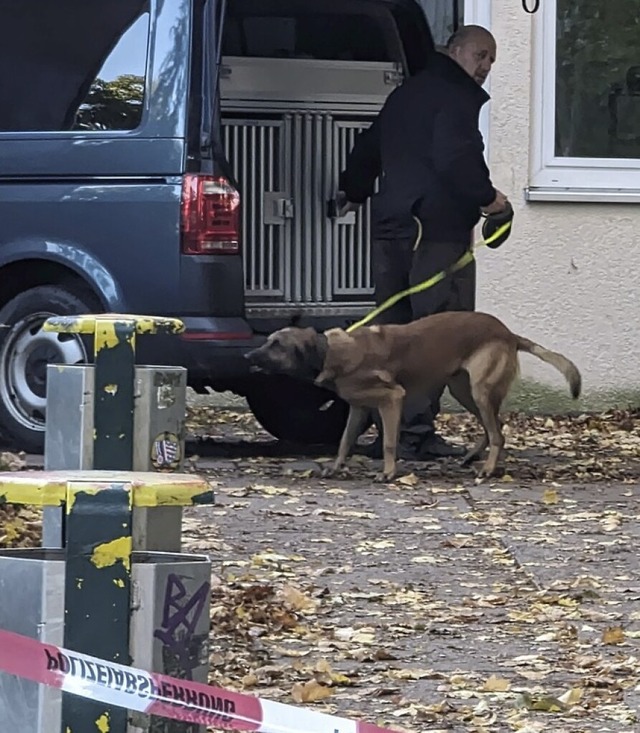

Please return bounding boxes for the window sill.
[525,187,640,203]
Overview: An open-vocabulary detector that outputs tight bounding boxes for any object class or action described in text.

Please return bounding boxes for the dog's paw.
[321,465,351,480]
[474,464,500,482]
[373,471,396,483]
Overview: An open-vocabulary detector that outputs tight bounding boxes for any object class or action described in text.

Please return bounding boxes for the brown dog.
[246,311,581,481]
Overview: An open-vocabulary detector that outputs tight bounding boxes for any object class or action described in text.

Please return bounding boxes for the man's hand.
[482,190,508,215]
[332,191,361,218]
[339,200,361,217]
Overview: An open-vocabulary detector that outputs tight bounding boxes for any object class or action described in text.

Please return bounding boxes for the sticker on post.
[151,432,182,471]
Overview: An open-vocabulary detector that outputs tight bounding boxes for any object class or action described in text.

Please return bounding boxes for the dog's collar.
[315,332,329,367]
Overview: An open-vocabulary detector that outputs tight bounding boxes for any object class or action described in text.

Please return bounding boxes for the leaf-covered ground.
[181,404,640,732]
[0,451,41,548]
[2,405,640,732]
[186,404,640,484]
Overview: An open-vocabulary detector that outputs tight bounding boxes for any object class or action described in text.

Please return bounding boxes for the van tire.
[0,285,99,454]
[245,374,350,446]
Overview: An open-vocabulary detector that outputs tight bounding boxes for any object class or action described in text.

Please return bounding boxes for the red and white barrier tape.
[0,629,399,733]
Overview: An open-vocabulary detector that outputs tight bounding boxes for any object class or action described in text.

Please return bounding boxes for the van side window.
[222,0,399,63]
[74,12,150,131]
[0,0,150,133]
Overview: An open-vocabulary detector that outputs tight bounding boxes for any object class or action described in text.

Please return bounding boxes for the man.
[337,25,508,461]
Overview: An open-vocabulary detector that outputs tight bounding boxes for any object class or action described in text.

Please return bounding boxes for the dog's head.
[245,327,327,380]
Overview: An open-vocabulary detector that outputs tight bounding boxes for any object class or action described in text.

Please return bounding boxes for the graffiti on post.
[150,573,210,731]
[154,573,210,681]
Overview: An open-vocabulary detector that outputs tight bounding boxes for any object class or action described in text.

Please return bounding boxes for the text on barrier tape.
[0,629,402,733]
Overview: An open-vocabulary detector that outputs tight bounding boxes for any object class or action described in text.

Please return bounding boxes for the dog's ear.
[323,328,364,376]
[294,330,322,366]
[325,327,348,339]
[277,328,322,377]
[314,368,335,387]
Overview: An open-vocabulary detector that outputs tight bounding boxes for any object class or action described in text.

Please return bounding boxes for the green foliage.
[74,74,144,131]
[555,0,640,158]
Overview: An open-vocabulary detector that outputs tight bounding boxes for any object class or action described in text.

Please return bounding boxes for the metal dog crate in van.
[219,55,400,317]
[0,548,211,733]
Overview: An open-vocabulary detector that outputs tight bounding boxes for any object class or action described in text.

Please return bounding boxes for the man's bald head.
[446,25,496,86]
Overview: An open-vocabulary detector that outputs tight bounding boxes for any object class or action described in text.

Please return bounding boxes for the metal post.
[42,314,187,549]
[63,318,136,730]
[0,469,214,733]
[39,314,187,733]
[93,318,137,470]
[61,480,133,733]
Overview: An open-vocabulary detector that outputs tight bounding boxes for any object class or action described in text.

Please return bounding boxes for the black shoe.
[409,435,466,459]
[360,434,465,460]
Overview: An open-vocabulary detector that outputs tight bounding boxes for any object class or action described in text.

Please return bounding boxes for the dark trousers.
[371,233,476,445]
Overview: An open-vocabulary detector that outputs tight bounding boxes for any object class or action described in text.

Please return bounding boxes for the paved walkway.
[2,402,639,731]
[182,446,640,732]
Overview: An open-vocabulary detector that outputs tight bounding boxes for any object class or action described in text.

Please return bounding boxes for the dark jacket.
[339,52,496,244]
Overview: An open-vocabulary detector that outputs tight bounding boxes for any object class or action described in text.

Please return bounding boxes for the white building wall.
[475,0,640,404]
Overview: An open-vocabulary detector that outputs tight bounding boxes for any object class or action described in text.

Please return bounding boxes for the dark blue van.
[0,0,442,452]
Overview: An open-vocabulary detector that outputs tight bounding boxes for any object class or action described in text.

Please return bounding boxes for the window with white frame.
[529,0,640,200]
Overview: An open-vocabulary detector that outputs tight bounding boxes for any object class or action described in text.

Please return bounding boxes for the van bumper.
[134,316,266,385]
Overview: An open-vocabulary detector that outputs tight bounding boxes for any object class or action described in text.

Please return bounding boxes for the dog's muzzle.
[244,349,266,373]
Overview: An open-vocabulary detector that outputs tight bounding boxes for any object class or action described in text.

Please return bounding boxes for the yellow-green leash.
[345,217,512,334]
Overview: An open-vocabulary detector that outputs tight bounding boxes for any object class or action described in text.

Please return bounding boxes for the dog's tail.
[515,335,582,399]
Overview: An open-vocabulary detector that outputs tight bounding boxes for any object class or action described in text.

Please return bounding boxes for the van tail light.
[181,174,240,254]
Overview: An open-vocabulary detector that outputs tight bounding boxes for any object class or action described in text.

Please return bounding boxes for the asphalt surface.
[2,396,639,732]
[178,402,640,733]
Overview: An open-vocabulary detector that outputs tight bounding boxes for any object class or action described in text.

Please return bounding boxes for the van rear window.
[223,0,400,63]
[0,0,150,133]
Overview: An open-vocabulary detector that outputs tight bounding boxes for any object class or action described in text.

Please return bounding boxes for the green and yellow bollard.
[0,470,214,733]
[37,315,198,733]
[44,314,185,471]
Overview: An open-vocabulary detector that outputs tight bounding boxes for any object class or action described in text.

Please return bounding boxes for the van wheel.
[244,374,350,445]
[0,285,99,454]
